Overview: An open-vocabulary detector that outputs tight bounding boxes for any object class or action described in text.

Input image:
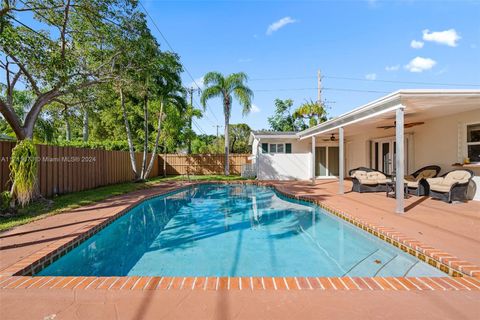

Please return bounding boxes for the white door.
[373,139,401,175]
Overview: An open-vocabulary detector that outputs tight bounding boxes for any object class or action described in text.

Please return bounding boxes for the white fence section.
[257,153,311,180]
[241,163,257,178]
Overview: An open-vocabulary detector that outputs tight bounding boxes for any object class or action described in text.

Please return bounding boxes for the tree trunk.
[65,114,71,141]
[140,95,149,180]
[163,145,167,178]
[82,108,89,142]
[120,87,138,179]
[231,135,236,154]
[0,100,26,139]
[144,99,164,179]
[224,105,230,176]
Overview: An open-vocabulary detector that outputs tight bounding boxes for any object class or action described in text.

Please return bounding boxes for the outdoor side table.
[386,181,410,199]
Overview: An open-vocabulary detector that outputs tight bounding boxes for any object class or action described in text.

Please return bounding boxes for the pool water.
[38,184,445,277]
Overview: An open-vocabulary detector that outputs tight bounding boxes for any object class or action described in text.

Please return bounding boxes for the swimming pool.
[38,184,445,277]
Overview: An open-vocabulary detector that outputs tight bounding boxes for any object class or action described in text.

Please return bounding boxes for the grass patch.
[0,174,245,232]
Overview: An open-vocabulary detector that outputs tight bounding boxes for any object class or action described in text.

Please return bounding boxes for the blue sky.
[142,0,480,134]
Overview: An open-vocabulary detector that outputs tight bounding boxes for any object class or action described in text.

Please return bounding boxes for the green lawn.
[0,175,245,232]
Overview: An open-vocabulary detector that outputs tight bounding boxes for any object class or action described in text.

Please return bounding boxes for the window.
[467,123,480,162]
[261,143,268,153]
[261,143,292,154]
[285,143,292,154]
[268,143,287,154]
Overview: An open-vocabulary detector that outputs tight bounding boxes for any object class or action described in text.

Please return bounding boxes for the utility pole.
[317,69,322,106]
[186,87,201,154]
[213,125,222,152]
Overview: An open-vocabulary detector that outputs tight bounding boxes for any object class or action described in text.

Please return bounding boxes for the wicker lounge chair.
[427,169,474,203]
[349,167,392,193]
[405,165,441,196]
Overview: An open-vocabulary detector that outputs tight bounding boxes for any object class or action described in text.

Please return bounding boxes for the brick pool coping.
[1,180,479,293]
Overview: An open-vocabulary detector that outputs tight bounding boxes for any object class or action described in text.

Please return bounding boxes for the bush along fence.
[0,141,251,197]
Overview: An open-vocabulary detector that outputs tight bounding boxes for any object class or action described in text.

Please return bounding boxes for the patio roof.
[298,89,480,140]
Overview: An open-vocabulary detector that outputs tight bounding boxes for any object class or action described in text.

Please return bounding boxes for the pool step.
[344,251,424,277]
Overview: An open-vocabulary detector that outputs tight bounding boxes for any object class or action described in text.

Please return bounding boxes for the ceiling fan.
[322,133,338,141]
[377,121,425,130]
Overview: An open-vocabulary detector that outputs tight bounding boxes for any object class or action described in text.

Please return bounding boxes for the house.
[249,89,480,211]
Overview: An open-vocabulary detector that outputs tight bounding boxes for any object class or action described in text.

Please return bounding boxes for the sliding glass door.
[315,146,339,177]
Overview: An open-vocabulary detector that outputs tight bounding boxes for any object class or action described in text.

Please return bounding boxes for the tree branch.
[60,0,71,61]
[3,48,40,95]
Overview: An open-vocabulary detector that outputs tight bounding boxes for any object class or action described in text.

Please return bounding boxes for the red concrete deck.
[1,180,479,319]
[272,180,480,268]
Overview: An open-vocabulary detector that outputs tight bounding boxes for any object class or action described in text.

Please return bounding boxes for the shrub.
[9,139,38,207]
[0,191,12,212]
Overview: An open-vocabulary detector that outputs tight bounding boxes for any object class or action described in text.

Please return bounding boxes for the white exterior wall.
[253,138,311,180]
[257,153,311,180]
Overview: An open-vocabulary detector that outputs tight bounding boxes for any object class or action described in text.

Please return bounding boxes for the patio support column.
[395,106,405,214]
[338,127,344,194]
[311,135,316,184]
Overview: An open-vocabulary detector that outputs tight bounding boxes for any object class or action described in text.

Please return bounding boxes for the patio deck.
[1,180,479,319]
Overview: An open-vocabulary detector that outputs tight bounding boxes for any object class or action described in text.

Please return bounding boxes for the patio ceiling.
[298,89,480,139]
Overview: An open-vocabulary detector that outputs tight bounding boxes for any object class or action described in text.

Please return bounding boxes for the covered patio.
[298,89,480,213]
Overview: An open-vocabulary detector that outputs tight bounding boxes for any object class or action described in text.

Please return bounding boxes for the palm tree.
[293,99,328,127]
[200,72,253,175]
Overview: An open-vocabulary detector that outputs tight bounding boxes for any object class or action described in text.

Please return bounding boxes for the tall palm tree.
[200,72,253,175]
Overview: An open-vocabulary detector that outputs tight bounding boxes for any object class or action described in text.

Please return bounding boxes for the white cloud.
[188,77,204,89]
[385,65,400,72]
[404,57,437,73]
[422,29,461,47]
[238,58,253,63]
[410,40,424,49]
[251,104,261,113]
[365,73,377,80]
[266,17,297,35]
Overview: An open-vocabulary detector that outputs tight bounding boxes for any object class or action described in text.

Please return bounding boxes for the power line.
[324,75,480,87]
[138,1,220,124]
[252,87,390,94]
[249,74,480,87]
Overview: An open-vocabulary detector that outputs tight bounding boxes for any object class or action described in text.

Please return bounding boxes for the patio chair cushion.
[417,169,437,180]
[427,170,472,193]
[357,178,378,185]
[430,184,452,193]
[351,170,367,179]
[426,177,444,185]
[367,171,387,181]
[443,170,471,185]
[406,169,437,188]
[406,180,419,188]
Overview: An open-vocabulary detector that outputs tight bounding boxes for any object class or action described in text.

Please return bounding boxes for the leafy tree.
[293,99,328,127]
[0,0,137,140]
[267,98,306,132]
[229,123,251,153]
[200,72,253,175]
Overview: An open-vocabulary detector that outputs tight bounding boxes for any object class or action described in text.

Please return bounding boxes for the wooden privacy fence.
[0,141,159,197]
[159,154,251,175]
[0,140,251,198]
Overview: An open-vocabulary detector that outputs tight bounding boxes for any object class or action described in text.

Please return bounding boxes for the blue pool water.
[38,184,445,277]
